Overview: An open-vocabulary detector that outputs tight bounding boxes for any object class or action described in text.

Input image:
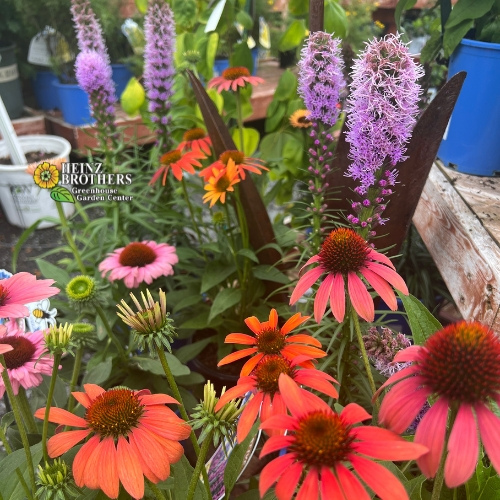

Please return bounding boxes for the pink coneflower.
[290,228,408,323]
[215,355,338,443]
[150,149,206,185]
[259,374,427,499]
[208,66,264,93]
[35,384,191,499]
[377,321,500,488]
[199,150,267,181]
[178,128,212,155]
[99,241,178,289]
[0,272,58,319]
[0,321,55,398]
[217,309,326,376]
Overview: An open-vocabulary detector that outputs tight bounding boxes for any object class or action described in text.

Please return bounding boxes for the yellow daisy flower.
[290,109,312,128]
[202,159,241,208]
[33,162,59,189]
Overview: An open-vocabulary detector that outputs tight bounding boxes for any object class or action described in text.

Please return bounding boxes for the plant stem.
[17,387,39,434]
[235,89,245,151]
[95,304,127,362]
[55,201,86,274]
[147,479,167,500]
[156,349,213,500]
[186,433,213,500]
[0,355,37,492]
[67,347,84,413]
[351,307,379,408]
[181,178,207,260]
[0,427,34,500]
[41,353,62,462]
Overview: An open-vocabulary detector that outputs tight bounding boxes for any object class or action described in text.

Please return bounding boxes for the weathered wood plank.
[413,164,500,330]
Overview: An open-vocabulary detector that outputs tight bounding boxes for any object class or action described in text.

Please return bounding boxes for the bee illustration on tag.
[26,298,57,331]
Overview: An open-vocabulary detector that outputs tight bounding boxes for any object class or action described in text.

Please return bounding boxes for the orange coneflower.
[217,308,325,376]
[290,228,408,323]
[208,66,264,93]
[215,354,338,443]
[178,128,212,155]
[199,150,267,181]
[150,149,206,185]
[34,384,191,499]
[259,374,428,500]
[202,159,240,208]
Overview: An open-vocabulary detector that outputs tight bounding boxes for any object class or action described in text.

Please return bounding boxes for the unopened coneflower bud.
[36,458,81,500]
[71,322,97,348]
[44,323,75,355]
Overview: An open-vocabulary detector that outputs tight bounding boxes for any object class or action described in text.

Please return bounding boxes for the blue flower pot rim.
[460,38,500,50]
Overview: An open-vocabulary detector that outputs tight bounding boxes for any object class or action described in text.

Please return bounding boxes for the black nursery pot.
[278,49,297,69]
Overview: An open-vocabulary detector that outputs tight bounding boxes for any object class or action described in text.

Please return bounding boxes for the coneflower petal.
[276,462,303,500]
[314,273,334,323]
[290,266,324,305]
[330,273,345,323]
[347,272,374,322]
[296,467,319,500]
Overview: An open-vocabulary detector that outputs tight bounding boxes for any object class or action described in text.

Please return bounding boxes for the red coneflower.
[178,128,212,155]
[259,374,428,500]
[35,384,191,499]
[199,150,268,181]
[208,66,264,93]
[290,228,408,323]
[150,149,206,184]
[215,355,338,443]
[202,158,241,208]
[377,321,500,488]
[217,309,325,376]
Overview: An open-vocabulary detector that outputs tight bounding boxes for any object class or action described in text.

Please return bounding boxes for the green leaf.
[253,265,290,284]
[172,455,207,500]
[445,0,495,28]
[237,248,259,263]
[173,294,203,314]
[282,136,303,175]
[394,0,417,36]
[260,131,286,160]
[396,291,442,345]
[201,261,237,293]
[324,0,348,39]
[206,32,219,72]
[50,186,75,203]
[35,258,71,287]
[236,11,254,30]
[230,42,254,73]
[278,19,307,52]
[288,0,309,16]
[132,355,190,377]
[224,422,260,496]
[443,19,474,56]
[208,287,242,323]
[420,27,443,64]
[265,101,287,133]
[0,442,43,484]
[31,375,69,409]
[135,0,147,13]
[82,357,113,385]
[120,77,146,115]
[274,70,297,101]
[232,127,260,156]
[175,336,216,363]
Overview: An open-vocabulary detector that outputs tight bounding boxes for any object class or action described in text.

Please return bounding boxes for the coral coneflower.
[0,321,55,398]
[0,272,58,319]
[377,321,500,488]
[215,355,338,443]
[217,309,325,376]
[178,128,212,155]
[202,159,241,208]
[208,66,264,93]
[150,149,206,185]
[289,109,312,129]
[199,150,267,181]
[259,374,428,500]
[35,384,191,499]
[99,241,178,289]
[290,228,408,323]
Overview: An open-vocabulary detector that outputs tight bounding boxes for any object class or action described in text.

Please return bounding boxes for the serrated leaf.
[208,288,242,323]
[201,261,237,293]
[35,258,71,287]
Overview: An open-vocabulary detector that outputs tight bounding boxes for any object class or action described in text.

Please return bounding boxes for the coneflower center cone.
[160,150,182,165]
[255,355,293,394]
[119,243,157,267]
[419,322,500,404]
[0,336,36,369]
[183,128,206,141]
[290,411,354,467]
[220,150,245,166]
[215,176,231,192]
[256,327,285,355]
[221,67,250,80]
[319,228,370,275]
[86,389,144,438]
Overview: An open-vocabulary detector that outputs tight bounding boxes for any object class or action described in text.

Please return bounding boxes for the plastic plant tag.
[28,27,73,66]
[121,19,145,55]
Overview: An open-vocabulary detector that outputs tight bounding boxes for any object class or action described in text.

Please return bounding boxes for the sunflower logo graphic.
[32,161,75,204]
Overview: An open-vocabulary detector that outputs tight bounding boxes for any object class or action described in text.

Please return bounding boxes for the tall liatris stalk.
[345,34,424,238]
[297,32,346,252]
[144,0,176,152]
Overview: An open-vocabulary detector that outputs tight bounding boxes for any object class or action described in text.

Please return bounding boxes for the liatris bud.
[66,275,98,312]
[75,51,117,137]
[44,323,75,355]
[70,0,109,63]
[144,0,176,151]
[70,322,96,348]
[297,31,346,128]
[117,289,177,354]
[36,458,81,500]
[190,381,243,448]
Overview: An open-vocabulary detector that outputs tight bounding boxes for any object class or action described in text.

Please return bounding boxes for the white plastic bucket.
[0,135,74,228]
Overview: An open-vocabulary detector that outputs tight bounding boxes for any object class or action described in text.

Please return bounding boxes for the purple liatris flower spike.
[70,0,109,63]
[345,34,424,195]
[75,51,117,136]
[297,31,346,127]
[144,0,176,151]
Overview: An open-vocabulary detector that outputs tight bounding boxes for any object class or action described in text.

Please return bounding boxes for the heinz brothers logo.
[33,162,134,203]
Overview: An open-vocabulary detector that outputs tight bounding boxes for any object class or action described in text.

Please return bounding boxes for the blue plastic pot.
[53,81,94,126]
[33,71,59,110]
[437,39,500,176]
[111,63,133,99]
